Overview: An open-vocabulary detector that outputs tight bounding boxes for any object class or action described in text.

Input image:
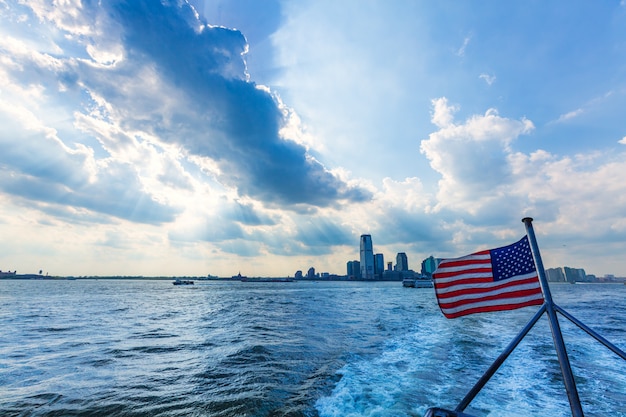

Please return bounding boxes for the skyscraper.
[374,253,384,278]
[395,252,408,272]
[360,234,375,280]
[421,255,440,277]
[347,260,361,279]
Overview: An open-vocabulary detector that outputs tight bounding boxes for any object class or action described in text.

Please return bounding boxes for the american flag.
[433,236,544,319]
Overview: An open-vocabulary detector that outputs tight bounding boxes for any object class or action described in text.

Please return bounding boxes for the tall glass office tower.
[396,252,408,272]
[374,253,384,278]
[360,234,375,280]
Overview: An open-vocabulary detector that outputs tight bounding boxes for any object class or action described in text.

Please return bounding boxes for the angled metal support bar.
[555,304,626,361]
[455,304,546,412]
[523,217,584,417]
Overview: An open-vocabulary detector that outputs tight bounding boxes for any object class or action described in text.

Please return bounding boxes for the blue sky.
[1,0,625,277]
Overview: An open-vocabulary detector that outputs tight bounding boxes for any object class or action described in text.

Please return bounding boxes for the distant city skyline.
[290,234,623,282]
[3,231,620,280]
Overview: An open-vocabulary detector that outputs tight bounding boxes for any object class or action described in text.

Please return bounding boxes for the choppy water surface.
[1,280,625,416]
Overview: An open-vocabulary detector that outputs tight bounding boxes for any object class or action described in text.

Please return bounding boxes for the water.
[1,280,625,417]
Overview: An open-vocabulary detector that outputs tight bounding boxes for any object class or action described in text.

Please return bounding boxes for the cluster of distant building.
[294,234,440,281]
[545,267,625,283]
[0,270,49,279]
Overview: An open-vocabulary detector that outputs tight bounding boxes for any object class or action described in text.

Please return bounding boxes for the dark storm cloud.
[107,0,371,207]
[0,0,369,235]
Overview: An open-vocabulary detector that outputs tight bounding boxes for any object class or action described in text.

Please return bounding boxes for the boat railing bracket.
[424,407,477,417]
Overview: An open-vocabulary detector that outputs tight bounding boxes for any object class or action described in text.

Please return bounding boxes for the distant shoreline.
[1,275,625,284]
[0,275,402,282]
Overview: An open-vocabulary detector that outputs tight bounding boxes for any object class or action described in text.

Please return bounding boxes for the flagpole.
[522,217,584,417]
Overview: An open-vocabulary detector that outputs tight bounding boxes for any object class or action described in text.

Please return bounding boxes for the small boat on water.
[172,279,194,285]
[403,277,433,288]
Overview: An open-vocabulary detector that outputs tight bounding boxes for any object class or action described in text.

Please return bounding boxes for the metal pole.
[555,304,626,361]
[522,217,584,417]
[455,304,546,412]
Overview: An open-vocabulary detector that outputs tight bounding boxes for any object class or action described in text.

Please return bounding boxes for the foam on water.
[316,284,626,417]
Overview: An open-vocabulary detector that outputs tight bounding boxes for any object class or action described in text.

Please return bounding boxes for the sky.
[1,0,626,278]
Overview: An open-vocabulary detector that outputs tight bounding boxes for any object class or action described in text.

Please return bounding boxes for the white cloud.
[555,108,584,123]
[85,44,123,66]
[27,0,106,37]
[430,97,458,128]
[422,99,535,215]
[619,136,626,144]
[456,35,471,57]
[479,73,496,85]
